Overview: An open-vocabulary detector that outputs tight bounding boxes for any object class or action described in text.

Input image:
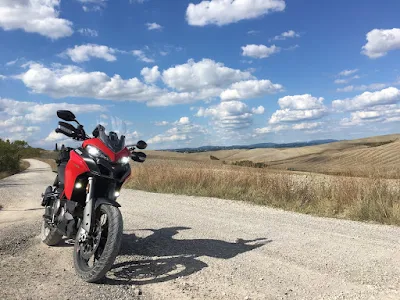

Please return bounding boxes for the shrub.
[0,139,41,173]
[232,160,268,168]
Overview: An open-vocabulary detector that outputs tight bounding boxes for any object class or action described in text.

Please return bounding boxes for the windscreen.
[94,125,125,152]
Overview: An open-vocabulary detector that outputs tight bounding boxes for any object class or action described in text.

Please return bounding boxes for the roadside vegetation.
[0,139,40,179]
[126,159,400,226]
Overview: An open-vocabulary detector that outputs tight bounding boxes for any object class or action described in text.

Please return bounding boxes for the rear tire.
[41,220,63,246]
[73,204,123,283]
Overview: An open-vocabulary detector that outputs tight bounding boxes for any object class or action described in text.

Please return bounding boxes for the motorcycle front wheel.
[73,204,123,283]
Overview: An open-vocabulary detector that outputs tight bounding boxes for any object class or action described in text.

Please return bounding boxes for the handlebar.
[55,126,73,136]
[55,121,88,141]
[131,151,146,163]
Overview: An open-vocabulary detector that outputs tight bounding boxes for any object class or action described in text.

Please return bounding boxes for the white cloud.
[252,106,265,115]
[0,98,105,123]
[269,94,328,124]
[162,58,253,92]
[254,124,288,134]
[220,79,283,101]
[45,131,65,142]
[336,85,354,93]
[78,28,98,37]
[125,131,140,144]
[334,74,360,85]
[5,58,19,66]
[333,87,400,111]
[338,69,358,77]
[247,30,259,35]
[272,30,300,41]
[149,116,207,145]
[241,44,280,59]
[61,44,117,63]
[362,28,400,58]
[16,62,160,103]
[146,22,163,30]
[255,122,322,136]
[175,117,190,125]
[340,104,400,127]
[334,79,349,84]
[0,0,73,39]
[186,0,286,26]
[278,94,325,110]
[292,122,322,130]
[336,83,388,93]
[100,114,108,119]
[0,75,6,80]
[196,100,259,129]
[82,5,102,12]
[141,66,161,83]
[16,60,283,107]
[78,0,106,12]
[155,121,169,126]
[0,97,105,143]
[269,109,327,124]
[148,134,189,144]
[132,50,155,63]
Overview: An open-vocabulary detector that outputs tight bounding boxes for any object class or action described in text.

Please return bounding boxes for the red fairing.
[64,151,90,200]
[115,148,131,161]
[82,138,130,162]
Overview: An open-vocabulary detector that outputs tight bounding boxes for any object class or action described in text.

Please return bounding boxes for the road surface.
[0,159,399,300]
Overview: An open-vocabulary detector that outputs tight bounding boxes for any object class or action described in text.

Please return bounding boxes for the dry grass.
[126,159,400,225]
[36,158,57,172]
[147,134,400,179]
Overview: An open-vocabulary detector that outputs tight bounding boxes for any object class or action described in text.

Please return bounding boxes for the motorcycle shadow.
[103,226,271,286]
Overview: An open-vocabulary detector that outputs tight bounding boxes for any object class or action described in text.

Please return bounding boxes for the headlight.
[118,156,130,164]
[85,145,110,161]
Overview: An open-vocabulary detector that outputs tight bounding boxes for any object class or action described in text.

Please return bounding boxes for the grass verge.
[126,159,400,226]
[0,160,30,180]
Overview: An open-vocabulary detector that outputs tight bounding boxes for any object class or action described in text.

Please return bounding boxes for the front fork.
[79,177,94,242]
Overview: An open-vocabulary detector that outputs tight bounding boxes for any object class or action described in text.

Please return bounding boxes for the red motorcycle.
[41,110,146,282]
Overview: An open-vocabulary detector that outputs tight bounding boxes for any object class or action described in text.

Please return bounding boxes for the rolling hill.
[145,134,400,177]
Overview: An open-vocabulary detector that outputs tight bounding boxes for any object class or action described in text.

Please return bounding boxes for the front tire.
[73,204,123,283]
[41,220,63,246]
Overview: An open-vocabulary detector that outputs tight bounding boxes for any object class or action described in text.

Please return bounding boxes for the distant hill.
[165,139,339,153]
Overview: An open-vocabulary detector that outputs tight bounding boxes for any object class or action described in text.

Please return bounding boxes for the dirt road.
[1,159,399,300]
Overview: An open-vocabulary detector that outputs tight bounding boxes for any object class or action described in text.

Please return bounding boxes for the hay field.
[147,134,400,178]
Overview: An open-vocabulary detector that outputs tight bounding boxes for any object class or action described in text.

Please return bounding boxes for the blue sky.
[1,0,400,149]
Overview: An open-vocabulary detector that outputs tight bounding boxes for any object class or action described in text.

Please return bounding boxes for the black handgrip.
[131,152,146,163]
[55,124,75,138]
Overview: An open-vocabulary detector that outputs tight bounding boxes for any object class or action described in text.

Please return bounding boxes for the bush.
[0,139,21,173]
[0,139,41,173]
[232,160,268,168]
[210,155,220,160]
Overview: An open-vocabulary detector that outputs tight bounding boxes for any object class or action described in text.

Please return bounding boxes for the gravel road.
[1,159,399,300]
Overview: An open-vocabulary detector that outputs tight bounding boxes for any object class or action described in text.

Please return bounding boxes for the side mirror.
[136,140,147,150]
[57,110,76,122]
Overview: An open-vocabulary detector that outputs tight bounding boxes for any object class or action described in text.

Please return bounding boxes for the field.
[146,133,400,178]
[36,133,400,225]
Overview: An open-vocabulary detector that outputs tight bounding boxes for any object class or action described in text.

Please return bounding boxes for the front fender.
[94,198,121,210]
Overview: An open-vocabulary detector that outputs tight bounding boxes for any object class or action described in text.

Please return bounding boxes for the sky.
[1,0,400,150]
